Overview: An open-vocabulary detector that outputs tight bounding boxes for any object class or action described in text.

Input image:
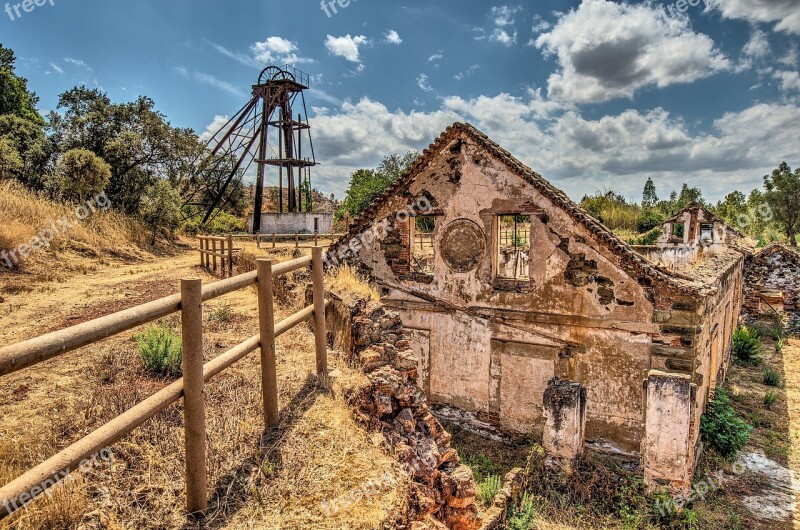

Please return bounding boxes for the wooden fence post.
[180,278,207,517]
[211,239,218,272]
[272,232,276,249]
[295,232,299,250]
[204,239,209,269]
[311,247,328,374]
[227,235,234,277]
[256,234,261,249]
[256,260,279,428]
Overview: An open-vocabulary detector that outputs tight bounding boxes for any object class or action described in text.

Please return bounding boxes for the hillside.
[0,182,184,279]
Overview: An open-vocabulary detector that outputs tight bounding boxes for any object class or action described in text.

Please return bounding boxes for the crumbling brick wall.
[328,292,481,530]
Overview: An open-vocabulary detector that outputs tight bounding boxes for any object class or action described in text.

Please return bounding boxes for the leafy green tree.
[642,177,658,208]
[48,87,207,215]
[0,114,50,187]
[0,44,44,125]
[764,162,800,246]
[336,152,418,220]
[139,180,182,244]
[677,183,703,208]
[0,137,23,180]
[715,191,747,225]
[376,152,418,181]
[49,148,111,201]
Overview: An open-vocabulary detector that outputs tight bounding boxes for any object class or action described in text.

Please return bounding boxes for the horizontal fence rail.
[0,249,329,520]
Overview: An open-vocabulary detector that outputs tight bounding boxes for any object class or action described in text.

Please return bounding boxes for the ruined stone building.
[331,123,745,493]
[743,243,800,331]
[634,203,752,271]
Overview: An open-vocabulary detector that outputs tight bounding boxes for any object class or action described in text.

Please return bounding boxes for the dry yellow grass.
[0,248,403,529]
[0,181,154,274]
[326,264,380,302]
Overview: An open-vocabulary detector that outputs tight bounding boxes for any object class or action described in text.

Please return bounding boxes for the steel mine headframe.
[184,65,318,232]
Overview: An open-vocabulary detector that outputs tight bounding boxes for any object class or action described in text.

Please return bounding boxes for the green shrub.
[732,326,762,365]
[628,228,662,246]
[763,366,782,387]
[477,475,501,506]
[764,391,778,410]
[636,210,666,233]
[700,389,752,458]
[507,493,536,530]
[136,321,182,377]
[776,337,785,353]
[183,209,244,235]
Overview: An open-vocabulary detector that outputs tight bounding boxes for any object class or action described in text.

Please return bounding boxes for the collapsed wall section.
[326,291,482,530]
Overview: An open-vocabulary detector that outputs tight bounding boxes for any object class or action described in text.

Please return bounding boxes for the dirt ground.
[0,239,404,530]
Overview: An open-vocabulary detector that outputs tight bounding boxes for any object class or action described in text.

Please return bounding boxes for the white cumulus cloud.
[535,0,730,104]
[325,34,368,63]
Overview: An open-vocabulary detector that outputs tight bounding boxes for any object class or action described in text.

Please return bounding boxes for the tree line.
[0,44,254,241]
[581,167,800,247]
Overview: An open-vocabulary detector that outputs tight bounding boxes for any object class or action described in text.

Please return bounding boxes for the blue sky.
[3,0,799,202]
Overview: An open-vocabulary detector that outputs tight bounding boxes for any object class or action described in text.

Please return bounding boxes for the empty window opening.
[497,215,531,280]
[700,223,713,243]
[411,216,436,274]
[672,222,685,240]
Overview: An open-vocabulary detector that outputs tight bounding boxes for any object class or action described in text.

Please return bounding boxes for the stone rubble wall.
[743,248,800,332]
[328,292,482,530]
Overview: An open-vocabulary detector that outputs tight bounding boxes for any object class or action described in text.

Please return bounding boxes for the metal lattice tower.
[187,65,317,233]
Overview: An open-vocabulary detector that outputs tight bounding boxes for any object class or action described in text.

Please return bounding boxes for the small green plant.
[477,475,501,506]
[764,391,779,410]
[732,326,763,365]
[136,321,182,377]
[209,303,232,323]
[763,366,782,387]
[700,389,752,458]
[776,337,785,352]
[507,493,536,530]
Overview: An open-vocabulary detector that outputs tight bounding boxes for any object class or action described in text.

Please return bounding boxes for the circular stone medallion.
[440,219,486,273]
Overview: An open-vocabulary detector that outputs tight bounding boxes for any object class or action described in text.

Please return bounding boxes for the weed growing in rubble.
[701,389,752,458]
[136,321,182,377]
[477,475,501,506]
[506,493,536,530]
[732,326,763,365]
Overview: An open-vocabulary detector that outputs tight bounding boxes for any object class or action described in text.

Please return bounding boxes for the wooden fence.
[250,232,345,250]
[0,248,329,520]
[198,235,237,276]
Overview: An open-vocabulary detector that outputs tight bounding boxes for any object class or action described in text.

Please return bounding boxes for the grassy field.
[0,248,404,529]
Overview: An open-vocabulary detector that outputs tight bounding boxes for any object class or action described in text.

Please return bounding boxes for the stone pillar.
[542,378,587,470]
[643,370,693,494]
